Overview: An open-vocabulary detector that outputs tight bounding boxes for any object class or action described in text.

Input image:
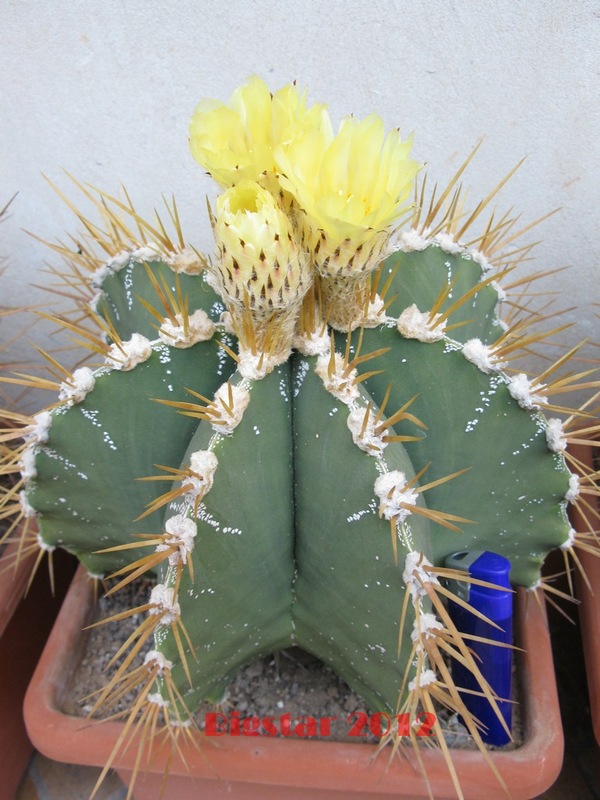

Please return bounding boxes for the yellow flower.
[211,180,311,319]
[276,114,420,278]
[189,76,332,190]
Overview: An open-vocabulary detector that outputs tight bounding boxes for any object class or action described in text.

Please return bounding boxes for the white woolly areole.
[91,264,112,289]
[158,310,216,349]
[470,249,493,273]
[59,367,96,406]
[107,244,163,272]
[212,382,250,434]
[89,291,103,314]
[159,515,198,565]
[170,717,193,729]
[186,450,219,499]
[165,248,205,275]
[25,411,53,443]
[19,491,36,518]
[147,693,170,709]
[565,472,580,502]
[237,347,290,380]
[106,333,153,371]
[20,447,37,480]
[492,281,506,302]
[397,304,445,342]
[411,612,441,643]
[374,471,419,522]
[349,294,388,330]
[144,650,173,674]
[347,406,387,455]
[293,328,330,357]
[149,584,180,625]
[37,532,55,553]
[315,351,360,405]
[408,669,438,692]
[397,228,431,252]
[545,418,567,452]
[507,373,546,410]
[462,338,504,374]
[560,528,577,551]
[403,551,439,600]
[433,232,463,255]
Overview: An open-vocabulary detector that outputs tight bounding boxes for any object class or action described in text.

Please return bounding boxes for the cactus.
[2,77,599,798]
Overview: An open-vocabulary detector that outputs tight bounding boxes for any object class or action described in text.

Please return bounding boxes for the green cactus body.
[19,236,576,720]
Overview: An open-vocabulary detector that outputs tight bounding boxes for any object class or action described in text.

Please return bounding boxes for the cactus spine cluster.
[2,77,599,798]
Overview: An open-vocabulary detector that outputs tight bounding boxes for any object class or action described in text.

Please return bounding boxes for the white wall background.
[1,0,599,387]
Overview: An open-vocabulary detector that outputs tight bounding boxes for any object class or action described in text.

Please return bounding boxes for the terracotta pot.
[24,567,563,800]
[569,443,600,747]
[0,537,76,798]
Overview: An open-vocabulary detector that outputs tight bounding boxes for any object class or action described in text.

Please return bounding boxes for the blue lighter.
[444,550,513,746]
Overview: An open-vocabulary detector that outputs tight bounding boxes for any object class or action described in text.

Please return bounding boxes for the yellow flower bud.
[189,76,332,191]
[210,181,311,358]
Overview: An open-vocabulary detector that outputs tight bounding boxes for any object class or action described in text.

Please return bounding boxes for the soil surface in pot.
[62,577,521,749]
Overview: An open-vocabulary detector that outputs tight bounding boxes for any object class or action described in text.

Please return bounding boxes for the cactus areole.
[5,77,597,797]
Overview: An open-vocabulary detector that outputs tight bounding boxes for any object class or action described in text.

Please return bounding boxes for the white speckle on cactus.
[149,584,180,625]
[560,528,577,551]
[397,304,445,342]
[462,338,505,374]
[186,450,219,500]
[165,248,205,275]
[212,381,250,434]
[147,693,170,708]
[144,650,173,674]
[159,515,198,565]
[24,411,53,443]
[397,228,431,252]
[545,418,567,452]
[37,532,56,553]
[403,551,440,600]
[59,367,96,406]
[347,406,387,455]
[106,333,153,371]
[374,471,418,522]
[565,472,580,502]
[346,499,378,523]
[408,669,438,692]
[316,351,360,404]
[411,612,440,642]
[158,310,216,349]
[507,373,546,410]
[19,491,36,518]
[20,446,37,480]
